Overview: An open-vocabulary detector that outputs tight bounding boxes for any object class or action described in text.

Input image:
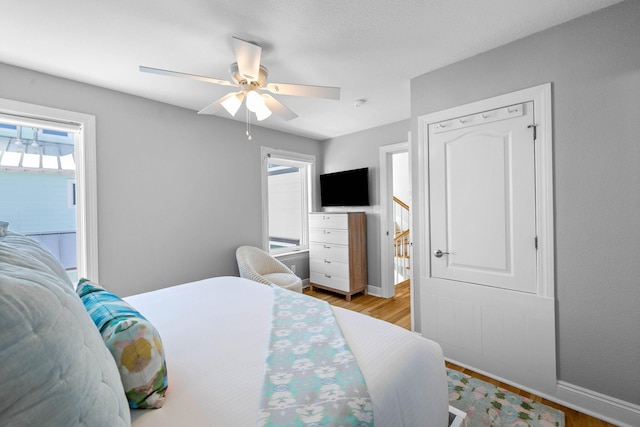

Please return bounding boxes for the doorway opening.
[379,140,412,331]
[391,151,410,286]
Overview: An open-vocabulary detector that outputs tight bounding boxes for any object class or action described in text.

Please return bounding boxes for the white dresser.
[308,212,367,301]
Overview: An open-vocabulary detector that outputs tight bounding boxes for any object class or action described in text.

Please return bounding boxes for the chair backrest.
[236,245,293,284]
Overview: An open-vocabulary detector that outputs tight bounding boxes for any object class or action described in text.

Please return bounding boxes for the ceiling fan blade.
[263,94,298,121]
[232,36,262,82]
[139,66,236,86]
[264,82,340,100]
[197,92,245,115]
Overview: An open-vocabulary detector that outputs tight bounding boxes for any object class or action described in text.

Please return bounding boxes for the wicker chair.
[235,246,303,293]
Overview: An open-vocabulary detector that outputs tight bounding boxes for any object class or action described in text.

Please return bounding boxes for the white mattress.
[125,277,448,426]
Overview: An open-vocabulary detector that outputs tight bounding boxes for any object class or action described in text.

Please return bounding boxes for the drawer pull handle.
[324,274,332,278]
[324,260,331,264]
[324,245,331,249]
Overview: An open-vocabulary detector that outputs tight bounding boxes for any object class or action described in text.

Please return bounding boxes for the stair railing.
[393,196,410,283]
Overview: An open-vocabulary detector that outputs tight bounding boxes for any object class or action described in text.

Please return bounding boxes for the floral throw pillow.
[76,279,168,409]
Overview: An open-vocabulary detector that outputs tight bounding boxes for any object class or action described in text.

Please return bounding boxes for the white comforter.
[126,277,448,426]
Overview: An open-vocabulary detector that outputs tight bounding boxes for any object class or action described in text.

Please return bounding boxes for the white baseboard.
[555,381,640,427]
[445,357,640,427]
[301,278,310,288]
[367,285,382,297]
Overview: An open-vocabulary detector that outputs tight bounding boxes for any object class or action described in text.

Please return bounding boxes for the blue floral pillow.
[76,279,168,409]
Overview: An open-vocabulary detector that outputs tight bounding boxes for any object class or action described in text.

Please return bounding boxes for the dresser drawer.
[309,228,348,245]
[310,257,349,277]
[310,271,350,292]
[309,213,348,230]
[309,242,349,263]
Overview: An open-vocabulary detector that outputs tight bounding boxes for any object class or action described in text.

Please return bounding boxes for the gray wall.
[321,119,410,290]
[0,62,322,297]
[411,0,640,405]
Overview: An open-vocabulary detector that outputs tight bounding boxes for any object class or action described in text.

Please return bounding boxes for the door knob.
[434,249,450,258]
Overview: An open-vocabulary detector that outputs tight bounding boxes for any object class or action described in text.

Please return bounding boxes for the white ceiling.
[1,0,621,140]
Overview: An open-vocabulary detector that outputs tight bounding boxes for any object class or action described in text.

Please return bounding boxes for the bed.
[0,227,449,426]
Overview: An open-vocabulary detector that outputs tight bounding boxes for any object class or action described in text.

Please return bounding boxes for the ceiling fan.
[140,36,340,130]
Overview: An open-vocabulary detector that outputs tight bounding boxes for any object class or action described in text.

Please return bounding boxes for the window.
[261,147,315,255]
[0,120,79,279]
[0,98,98,281]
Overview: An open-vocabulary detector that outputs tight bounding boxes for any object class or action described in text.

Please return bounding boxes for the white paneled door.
[428,102,537,293]
[419,86,556,395]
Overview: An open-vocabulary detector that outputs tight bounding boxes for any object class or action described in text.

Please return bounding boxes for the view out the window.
[263,148,314,254]
[0,122,77,280]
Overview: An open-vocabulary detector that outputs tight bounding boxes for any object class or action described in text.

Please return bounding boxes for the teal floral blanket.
[257,286,374,426]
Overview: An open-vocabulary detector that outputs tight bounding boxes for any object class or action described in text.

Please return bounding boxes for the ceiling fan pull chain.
[246,106,252,140]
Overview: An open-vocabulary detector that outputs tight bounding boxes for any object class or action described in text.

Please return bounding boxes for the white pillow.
[0,233,131,426]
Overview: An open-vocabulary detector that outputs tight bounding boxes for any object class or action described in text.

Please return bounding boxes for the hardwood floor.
[307,279,412,330]
[304,281,616,427]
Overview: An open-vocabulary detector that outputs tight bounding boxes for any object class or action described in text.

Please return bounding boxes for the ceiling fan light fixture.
[245,90,266,113]
[250,92,272,121]
[255,104,272,121]
[221,92,244,116]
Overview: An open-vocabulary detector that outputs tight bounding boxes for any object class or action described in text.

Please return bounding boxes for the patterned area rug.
[447,369,565,427]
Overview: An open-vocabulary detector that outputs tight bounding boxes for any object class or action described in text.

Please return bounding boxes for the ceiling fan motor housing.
[230,62,269,88]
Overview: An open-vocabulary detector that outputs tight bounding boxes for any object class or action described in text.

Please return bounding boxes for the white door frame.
[0,97,99,281]
[379,140,410,299]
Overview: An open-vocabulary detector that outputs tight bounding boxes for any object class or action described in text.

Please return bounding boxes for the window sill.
[273,249,310,258]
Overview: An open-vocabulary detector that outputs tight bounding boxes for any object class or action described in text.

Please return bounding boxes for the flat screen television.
[320,167,370,207]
